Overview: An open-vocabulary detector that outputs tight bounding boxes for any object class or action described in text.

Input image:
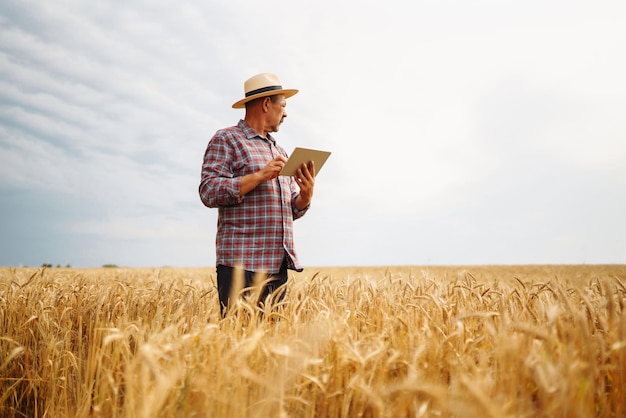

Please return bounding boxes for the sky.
[1,0,625,268]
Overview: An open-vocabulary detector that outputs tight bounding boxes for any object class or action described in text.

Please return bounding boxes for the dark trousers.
[216,258,288,317]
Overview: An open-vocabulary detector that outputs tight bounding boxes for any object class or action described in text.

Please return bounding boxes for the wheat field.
[1,264,625,417]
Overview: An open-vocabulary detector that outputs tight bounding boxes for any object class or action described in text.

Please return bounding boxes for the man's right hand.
[239,156,287,196]
[259,156,288,181]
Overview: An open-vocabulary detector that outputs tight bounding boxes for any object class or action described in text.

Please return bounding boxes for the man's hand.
[260,156,288,181]
[295,160,315,210]
[240,156,287,196]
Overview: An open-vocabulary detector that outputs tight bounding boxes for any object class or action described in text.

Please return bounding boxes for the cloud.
[1,0,625,267]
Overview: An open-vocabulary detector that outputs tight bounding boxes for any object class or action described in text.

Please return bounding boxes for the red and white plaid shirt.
[199,120,308,274]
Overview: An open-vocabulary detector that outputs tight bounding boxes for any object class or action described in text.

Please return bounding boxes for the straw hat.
[232,73,298,109]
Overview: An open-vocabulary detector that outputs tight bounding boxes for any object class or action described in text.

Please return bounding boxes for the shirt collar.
[238,119,276,144]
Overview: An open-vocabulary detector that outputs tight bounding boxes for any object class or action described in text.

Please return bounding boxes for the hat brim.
[232,89,299,109]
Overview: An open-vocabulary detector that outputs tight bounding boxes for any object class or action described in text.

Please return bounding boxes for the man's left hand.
[295,161,315,210]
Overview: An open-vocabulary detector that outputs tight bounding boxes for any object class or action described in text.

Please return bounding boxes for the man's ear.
[263,97,271,112]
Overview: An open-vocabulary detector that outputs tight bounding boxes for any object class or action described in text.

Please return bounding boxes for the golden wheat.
[1,265,625,417]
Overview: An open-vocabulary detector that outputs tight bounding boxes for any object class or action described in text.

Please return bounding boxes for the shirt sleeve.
[199,132,244,208]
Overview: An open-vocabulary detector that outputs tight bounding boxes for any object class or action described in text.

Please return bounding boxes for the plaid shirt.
[199,120,308,274]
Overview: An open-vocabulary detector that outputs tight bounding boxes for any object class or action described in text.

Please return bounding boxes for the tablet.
[279,147,331,177]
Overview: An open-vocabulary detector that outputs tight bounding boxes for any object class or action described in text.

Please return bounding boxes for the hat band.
[245,85,283,97]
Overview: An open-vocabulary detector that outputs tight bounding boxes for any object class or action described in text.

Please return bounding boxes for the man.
[199,73,315,317]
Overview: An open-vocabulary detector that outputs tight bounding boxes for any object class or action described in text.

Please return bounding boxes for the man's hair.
[246,95,279,109]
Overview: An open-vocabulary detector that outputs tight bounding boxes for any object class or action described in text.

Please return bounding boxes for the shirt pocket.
[231,153,251,177]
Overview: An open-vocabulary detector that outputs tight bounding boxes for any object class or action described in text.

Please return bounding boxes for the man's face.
[267,95,287,132]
